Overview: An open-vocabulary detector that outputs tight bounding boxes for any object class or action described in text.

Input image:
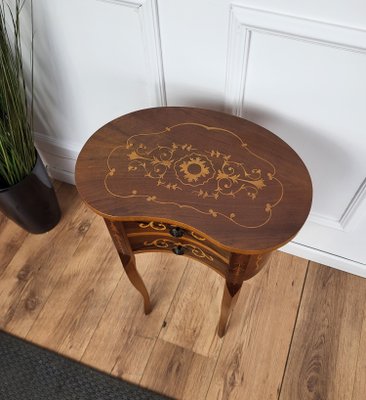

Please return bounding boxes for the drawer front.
[128,233,228,276]
[124,220,230,261]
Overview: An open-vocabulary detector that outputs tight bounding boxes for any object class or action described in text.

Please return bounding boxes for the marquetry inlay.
[137,220,206,241]
[104,123,284,229]
[75,106,312,338]
[143,238,213,261]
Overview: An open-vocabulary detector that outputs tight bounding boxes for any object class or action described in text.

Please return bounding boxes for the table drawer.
[124,221,230,261]
[128,233,228,276]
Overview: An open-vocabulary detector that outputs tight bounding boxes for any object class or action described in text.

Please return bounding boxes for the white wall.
[32,0,366,276]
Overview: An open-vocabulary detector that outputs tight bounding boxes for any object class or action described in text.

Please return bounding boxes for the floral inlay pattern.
[104,123,284,229]
[137,221,207,241]
[175,154,215,186]
[138,221,166,231]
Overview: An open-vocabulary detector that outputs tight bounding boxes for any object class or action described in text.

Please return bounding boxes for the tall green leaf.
[0,0,35,187]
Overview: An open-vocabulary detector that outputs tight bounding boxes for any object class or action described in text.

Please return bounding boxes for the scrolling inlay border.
[104,123,284,229]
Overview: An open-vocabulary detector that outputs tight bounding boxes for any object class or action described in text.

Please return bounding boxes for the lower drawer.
[128,233,228,276]
[124,220,230,260]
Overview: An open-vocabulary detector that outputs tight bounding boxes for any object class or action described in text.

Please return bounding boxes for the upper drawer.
[124,220,230,261]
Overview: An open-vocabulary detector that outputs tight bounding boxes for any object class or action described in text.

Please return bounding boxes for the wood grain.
[104,219,152,314]
[206,253,308,400]
[81,252,188,383]
[0,215,28,278]
[75,107,312,339]
[352,310,366,399]
[2,183,366,399]
[75,106,312,253]
[280,262,366,400]
[0,183,90,332]
[160,260,224,358]
[140,339,217,400]
[25,216,121,359]
[248,251,305,291]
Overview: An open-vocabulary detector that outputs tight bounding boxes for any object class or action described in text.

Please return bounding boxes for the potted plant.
[0,0,60,233]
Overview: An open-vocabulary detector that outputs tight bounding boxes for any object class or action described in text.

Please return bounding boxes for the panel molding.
[98,0,141,8]
[307,213,344,231]
[307,179,366,232]
[225,4,366,232]
[98,0,166,106]
[33,3,366,275]
[36,0,167,182]
[339,178,366,230]
[225,4,366,116]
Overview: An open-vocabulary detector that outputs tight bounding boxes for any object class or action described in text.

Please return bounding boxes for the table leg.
[218,253,270,337]
[104,219,152,314]
[218,254,249,337]
[218,282,241,337]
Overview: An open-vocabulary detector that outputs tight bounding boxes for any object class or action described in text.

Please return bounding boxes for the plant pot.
[0,153,61,233]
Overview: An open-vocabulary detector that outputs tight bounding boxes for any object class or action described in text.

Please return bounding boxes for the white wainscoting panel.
[33,0,165,182]
[225,4,366,273]
[32,1,366,276]
[98,0,167,107]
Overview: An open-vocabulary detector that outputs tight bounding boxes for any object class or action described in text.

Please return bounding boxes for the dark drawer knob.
[172,245,185,255]
[169,226,185,238]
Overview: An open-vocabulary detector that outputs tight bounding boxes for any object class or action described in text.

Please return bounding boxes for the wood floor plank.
[81,252,188,383]
[0,179,64,275]
[140,339,217,399]
[248,250,305,291]
[0,179,61,278]
[206,252,308,400]
[352,309,366,399]
[0,216,28,278]
[3,182,366,400]
[280,262,366,400]
[160,260,224,358]
[0,184,95,335]
[0,182,63,307]
[25,216,121,360]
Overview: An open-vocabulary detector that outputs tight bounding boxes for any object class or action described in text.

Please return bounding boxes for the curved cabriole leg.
[218,253,249,338]
[218,252,271,337]
[104,219,152,314]
[218,281,242,338]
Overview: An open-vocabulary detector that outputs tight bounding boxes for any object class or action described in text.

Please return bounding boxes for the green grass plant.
[0,0,35,187]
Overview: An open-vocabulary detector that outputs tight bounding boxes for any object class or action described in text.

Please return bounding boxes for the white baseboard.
[33,132,80,185]
[34,132,366,278]
[46,166,76,185]
[281,242,366,278]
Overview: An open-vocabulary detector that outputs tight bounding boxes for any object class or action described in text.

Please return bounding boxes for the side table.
[75,107,312,337]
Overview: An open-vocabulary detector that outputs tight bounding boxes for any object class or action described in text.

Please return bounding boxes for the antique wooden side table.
[75,107,312,337]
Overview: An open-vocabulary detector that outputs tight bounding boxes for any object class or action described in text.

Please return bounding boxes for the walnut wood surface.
[128,234,229,277]
[75,107,312,253]
[2,184,366,399]
[280,263,366,400]
[104,219,151,314]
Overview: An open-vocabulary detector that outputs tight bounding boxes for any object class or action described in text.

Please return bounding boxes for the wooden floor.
[1,182,366,400]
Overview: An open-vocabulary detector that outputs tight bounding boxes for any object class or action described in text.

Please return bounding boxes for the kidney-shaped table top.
[75,107,312,254]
